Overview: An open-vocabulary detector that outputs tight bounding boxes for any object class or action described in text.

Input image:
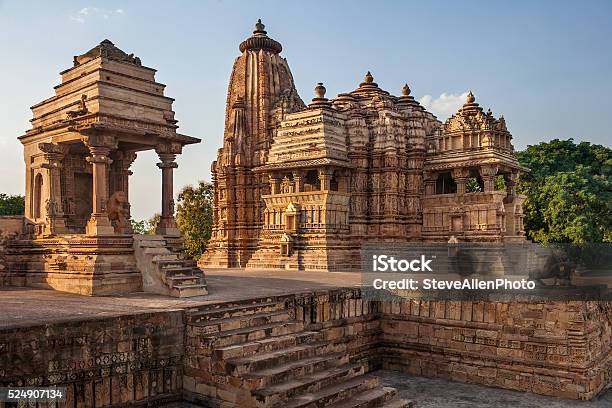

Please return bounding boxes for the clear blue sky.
[1,0,611,220]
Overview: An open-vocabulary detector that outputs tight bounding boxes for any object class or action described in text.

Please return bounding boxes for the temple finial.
[467,91,475,104]
[254,19,267,35]
[314,82,326,99]
[309,82,331,108]
[364,71,374,84]
[402,83,411,96]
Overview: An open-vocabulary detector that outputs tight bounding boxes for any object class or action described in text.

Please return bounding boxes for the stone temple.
[6,39,207,297]
[0,20,610,408]
[201,20,528,270]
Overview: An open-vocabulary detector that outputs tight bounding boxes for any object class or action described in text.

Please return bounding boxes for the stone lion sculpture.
[106,191,132,234]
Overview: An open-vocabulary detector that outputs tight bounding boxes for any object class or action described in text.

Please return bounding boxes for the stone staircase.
[186,298,411,408]
[133,235,207,297]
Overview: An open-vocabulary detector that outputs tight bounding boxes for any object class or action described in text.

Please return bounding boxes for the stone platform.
[1,269,610,406]
[0,269,360,329]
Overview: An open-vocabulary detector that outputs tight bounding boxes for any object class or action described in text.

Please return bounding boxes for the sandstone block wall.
[379,300,612,400]
[0,216,22,287]
[0,311,184,406]
[1,288,610,405]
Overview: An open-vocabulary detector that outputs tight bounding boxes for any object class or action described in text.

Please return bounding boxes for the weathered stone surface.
[201,21,527,271]
[0,310,185,406]
[5,39,204,296]
[0,281,610,404]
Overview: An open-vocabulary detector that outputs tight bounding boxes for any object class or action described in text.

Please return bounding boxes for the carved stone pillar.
[156,144,181,236]
[319,169,332,191]
[269,176,280,195]
[480,164,499,192]
[292,171,303,193]
[112,151,137,197]
[452,167,470,195]
[39,143,67,235]
[505,172,517,197]
[84,136,116,235]
[423,171,437,196]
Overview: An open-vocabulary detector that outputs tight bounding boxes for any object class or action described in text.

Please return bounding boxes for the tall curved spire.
[203,20,304,268]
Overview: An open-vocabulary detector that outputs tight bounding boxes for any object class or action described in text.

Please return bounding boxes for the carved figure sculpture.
[106,191,132,234]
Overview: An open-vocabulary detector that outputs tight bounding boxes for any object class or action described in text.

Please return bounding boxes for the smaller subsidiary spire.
[308,82,332,108]
[397,82,422,111]
[458,90,483,116]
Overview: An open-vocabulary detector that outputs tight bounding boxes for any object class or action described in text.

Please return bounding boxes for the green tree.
[131,219,147,234]
[517,139,611,243]
[465,178,481,193]
[131,213,160,235]
[147,213,161,234]
[0,194,25,215]
[176,181,214,259]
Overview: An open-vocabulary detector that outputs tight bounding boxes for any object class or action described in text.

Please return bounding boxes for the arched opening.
[33,173,43,219]
[303,170,321,192]
[435,172,456,194]
[465,169,484,193]
[129,150,159,232]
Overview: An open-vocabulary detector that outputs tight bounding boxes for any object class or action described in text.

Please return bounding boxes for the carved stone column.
[269,175,280,195]
[83,135,116,235]
[39,143,68,235]
[112,151,137,197]
[292,170,303,193]
[423,171,437,196]
[452,167,470,195]
[156,143,181,236]
[480,164,499,192]
[505,172,517,197]
[319,169,332,191]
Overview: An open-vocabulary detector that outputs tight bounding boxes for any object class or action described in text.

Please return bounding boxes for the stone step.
[282,376,380,408]
[161,264,195,272]
[143,247,173,256]
[199,321,306,348]
[254,363,366,407]
[150,253,180,263]
[167,275,201,285]
[242,352,350,390]
[189,301,286,323]
[214,331,323,360]
[326,387,405,408]
[135,238,167,247]
[169,284,208,298]
[163,267,205,278]
[191,311,292,334]
[188,296,281,312]
[226,342,347,376]
[154,258,187,268]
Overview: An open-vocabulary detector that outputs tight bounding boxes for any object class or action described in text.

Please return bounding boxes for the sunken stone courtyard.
[0,20,610,408]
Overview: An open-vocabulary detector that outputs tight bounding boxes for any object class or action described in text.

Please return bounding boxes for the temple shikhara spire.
[200,22,528,270]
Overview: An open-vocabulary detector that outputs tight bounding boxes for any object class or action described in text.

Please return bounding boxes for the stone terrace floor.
[376,370,612,408]
[0,268,362,328]
[1,268,610,407]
